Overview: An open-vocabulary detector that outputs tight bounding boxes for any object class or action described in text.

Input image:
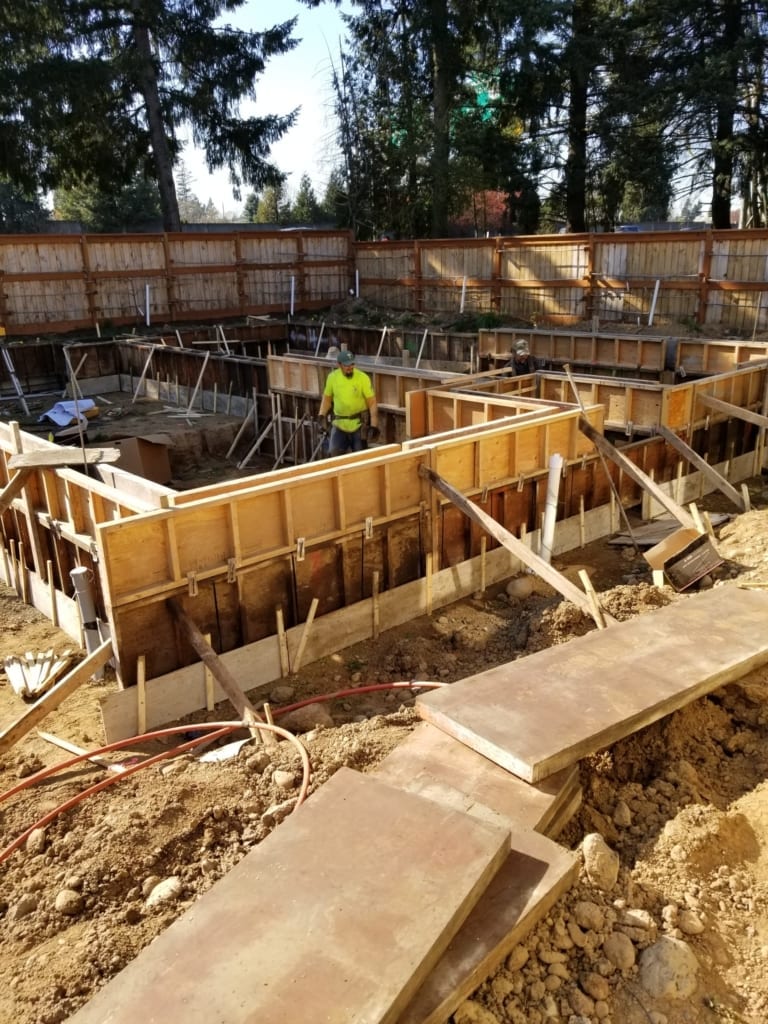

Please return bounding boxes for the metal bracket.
[517,473,525,492]
[296,537,306,561]
[480,485,488,503]
[227,558,236,583]
[364,516,373,540]
[187,571,198,597]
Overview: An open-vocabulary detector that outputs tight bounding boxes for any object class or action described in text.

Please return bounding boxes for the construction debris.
[3,648,73,699]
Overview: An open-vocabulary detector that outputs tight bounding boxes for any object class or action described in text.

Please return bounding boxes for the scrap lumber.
[67,768,510,1024]
[0,639,113,755]
[656,425,745,511]
[417,586,768,783]
[375,722,580,838]
[8,448,120,469]
[36,730,125,773]
[579,416,697,529]
[418,464,617,628]
[398,830,579,1024]
[4,648,73,699]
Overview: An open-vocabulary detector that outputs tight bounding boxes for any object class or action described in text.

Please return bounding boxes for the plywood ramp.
[417,586,768,784]
[67,768,510,1024]
[375,721,580,838]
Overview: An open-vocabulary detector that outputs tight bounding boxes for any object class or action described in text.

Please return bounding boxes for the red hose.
[0,721,311,865]
[0,680,443,865]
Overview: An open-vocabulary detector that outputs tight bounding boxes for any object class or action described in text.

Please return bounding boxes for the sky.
[182,1,350,217]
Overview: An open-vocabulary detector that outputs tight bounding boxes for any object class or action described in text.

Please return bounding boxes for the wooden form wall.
[0,231,353,335]
[0,423,173,638]
[355,229,768,331]
[91,402,614,688]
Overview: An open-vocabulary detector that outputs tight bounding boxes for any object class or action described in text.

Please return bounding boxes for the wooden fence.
[1,228,768,337]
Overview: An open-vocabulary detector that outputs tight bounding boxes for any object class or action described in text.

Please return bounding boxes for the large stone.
[639,936,699,1000]
[582,833,620,891]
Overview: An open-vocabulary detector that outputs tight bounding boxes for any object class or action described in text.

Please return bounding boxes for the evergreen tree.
[255,182,290,225]
[291,174,321,224]
[243,191,261,222]
[0,3,301,232]
[0,182,50,233]
[54,174,162,232]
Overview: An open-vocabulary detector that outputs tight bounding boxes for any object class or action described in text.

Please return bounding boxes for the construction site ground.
[2,481,768,1023]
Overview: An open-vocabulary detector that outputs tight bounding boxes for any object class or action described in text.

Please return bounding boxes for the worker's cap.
[337,350,356,365]
[513,339,530,355]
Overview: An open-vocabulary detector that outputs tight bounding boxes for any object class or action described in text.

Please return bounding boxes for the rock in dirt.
[54,889,83,916]
[582,833,620,891]
[638,935,699,999]
[603,930,636,969]
[279,703,335,732]
[145,876,183,907]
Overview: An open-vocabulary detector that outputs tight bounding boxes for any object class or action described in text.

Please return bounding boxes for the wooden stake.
[47,559,58,627]
[579,494,586,548]
[276,606,290,676]
[578,569,606,630]
[425,552,433,616]
[18,540,28,604]
[741,483,752,512]
[701,510,716,539]
[480,537,487,594]
[371,573,381,639]
[293,597,319,672]
[203,633,215,711]
[137,654,147,734]
[689,502,706,535]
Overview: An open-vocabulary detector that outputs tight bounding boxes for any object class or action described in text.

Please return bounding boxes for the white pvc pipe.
[70,567,104,678]
[460,276,467,313]
[145,284,151,326]
[355,269,360,297]
[290,276,295,317]
[540,453,564,564]
[648,279,661,325]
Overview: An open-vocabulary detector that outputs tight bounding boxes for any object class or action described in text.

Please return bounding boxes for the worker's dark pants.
[329,425,366,457]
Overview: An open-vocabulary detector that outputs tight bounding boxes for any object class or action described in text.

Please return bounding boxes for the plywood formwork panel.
[239,557,295,641]
[174,503,234,573]
[677,339,768,375]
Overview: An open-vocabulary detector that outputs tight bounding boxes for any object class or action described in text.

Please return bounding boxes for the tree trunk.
[709,1,741,230]
[429,0,451,238]
[565,0,592,233]
[131,18,181,232]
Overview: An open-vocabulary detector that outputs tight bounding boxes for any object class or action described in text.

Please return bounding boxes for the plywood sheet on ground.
[375,721,578,837]
[417,587,768,783]
[398,829,578,1024]
[67,767,510,1024]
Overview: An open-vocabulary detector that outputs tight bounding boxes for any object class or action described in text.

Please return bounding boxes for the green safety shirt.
[323,367,375,433]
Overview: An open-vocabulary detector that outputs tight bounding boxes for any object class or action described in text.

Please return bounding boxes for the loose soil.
[3,480,768,1024]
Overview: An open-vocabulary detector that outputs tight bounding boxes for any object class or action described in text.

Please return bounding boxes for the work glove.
[367,425,381,442]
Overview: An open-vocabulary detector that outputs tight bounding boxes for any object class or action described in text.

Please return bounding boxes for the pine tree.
[0,2,301,231]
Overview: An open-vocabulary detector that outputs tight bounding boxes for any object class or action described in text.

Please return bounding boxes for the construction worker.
[318,350,380,456]
[505,338,537,375]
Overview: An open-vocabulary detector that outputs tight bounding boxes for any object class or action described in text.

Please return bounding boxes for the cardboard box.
[114,434,172,484]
